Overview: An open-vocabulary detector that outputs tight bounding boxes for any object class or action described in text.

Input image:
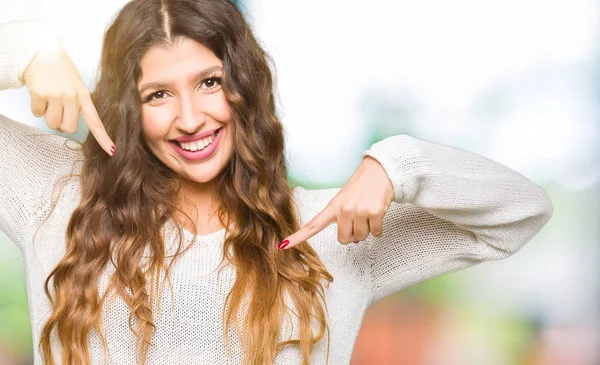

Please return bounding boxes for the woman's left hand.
[278,156,395,250]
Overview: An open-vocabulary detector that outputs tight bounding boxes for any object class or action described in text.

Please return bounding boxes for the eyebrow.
[138,65,223,95]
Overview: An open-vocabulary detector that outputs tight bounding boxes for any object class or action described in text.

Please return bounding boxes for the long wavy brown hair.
[36,0,334,364]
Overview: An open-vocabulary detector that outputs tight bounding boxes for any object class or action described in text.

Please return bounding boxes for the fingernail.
[110,145,115,156]
[353,241,359,244]
[278,240,289,250]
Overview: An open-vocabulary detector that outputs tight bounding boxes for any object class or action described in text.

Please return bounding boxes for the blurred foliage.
[0,254,33,360]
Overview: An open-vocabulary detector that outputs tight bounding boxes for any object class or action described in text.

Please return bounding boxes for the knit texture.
[0,20,554,365]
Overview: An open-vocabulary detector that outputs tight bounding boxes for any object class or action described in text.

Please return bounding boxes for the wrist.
[22,36,64,85]
[362,156,396,202]
[17,20,63,84]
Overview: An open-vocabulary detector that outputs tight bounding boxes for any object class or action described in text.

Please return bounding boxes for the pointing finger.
[79,92,115,156]
[278,202,337,250]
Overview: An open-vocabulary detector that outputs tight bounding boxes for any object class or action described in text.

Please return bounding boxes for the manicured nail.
[353,241,359,244]
[110,145,115,156]
[278,240,289,250]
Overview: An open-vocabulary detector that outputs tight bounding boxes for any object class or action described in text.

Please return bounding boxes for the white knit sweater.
[0,20,553,365]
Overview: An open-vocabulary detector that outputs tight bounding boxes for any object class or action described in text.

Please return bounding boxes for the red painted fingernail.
[110,145,115,155]
[278,240,289,250]
[353,241,359,244]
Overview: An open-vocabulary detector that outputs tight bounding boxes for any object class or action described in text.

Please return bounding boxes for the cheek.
[141,107,171,143]
[213,94,232,122]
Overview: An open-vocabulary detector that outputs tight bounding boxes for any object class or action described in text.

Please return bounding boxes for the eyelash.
[143,76,223,103]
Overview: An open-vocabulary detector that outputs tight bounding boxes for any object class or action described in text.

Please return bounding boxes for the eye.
[200,76,222,91]
[144,90,168,103]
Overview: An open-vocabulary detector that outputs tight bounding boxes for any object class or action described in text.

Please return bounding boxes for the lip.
[171,127,222,143]
[169,126,224,162]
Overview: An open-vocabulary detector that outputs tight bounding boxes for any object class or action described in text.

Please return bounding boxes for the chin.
[180,171,217,184]
[180,164,226,185]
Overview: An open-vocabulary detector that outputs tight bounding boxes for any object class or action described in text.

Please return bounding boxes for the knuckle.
[356,207,370,217]
[368,208,383,217]
[47,91,62,100]
[340,204,354,215]
[63,90,77,101]
[45,114,58,125]
[370,204,385,215]
[46,119,59,128]
[371,222,384,236]
[63,124,77,134]
[78,87,92,101]
[34,90,48,99]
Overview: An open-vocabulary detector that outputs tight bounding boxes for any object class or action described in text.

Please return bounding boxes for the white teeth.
[179,130,219,151]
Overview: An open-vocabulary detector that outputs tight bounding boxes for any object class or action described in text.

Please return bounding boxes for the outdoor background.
[0,0,598,364]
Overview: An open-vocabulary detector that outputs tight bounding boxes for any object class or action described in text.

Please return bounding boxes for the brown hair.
[37,0,334,364]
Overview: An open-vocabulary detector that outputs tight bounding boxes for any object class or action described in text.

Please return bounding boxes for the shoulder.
[0,113,84,166]
[0,112,85,210]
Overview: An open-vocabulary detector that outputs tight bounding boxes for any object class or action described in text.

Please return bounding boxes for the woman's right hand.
[22,39,115,156]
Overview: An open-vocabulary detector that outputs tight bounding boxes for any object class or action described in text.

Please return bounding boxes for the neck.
[175,177,224,235]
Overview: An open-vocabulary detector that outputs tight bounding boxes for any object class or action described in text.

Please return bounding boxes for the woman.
[0,0,553,364]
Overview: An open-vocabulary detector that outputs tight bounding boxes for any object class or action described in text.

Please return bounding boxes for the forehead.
[138,37,222,83]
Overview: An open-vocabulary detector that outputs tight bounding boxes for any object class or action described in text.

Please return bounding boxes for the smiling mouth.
[170,127,223,149]
[167,126,225,162]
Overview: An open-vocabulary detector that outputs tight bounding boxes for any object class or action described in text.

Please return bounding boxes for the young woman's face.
[137,37,233,185]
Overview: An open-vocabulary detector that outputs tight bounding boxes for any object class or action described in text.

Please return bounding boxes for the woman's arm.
[0,19,63,91]
[359,134,553,305]
[0,20,81,250]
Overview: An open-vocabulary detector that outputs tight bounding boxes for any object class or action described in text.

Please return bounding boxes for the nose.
[174,92,207,134]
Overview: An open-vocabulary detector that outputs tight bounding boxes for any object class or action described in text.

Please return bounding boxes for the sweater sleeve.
[0,20,81,250]
[360,134,553,306]
[0,19,63,90]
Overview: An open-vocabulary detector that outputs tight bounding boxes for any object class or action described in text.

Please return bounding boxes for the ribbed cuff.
[361,134,435,204]
[0,19,63,89]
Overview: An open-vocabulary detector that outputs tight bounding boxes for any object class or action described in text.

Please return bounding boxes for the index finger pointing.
[79,92,115,156]
[278,203,337,250]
